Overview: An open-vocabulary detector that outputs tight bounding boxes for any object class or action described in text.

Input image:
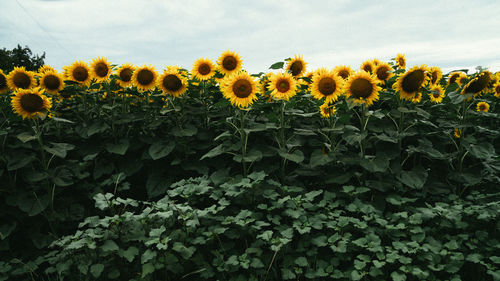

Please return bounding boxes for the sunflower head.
[158,66,188,97]
[374,62,394,83]
[311,68,343,104]
[395,53,406,69]
[371,58,382,66]
[37,65,56,74]
[132,65,158,92]
[66,61,92,85]
[457,73,469,86]
[192,58,216,81]
[493,81,500,98]
[116,63,135,88]
[7,66,36,90]
[428,66,442,85]
[411,92,422,103]
[334,65,352,80]
[360,60,374,73]
[217,50,243,76]
[461,71,492,96]
[220,71,258,108]
[0,69,9,94]
[345,71,381,107]
[39,70,65,95]
[454,128,462,139]
[476,101,490,112]
[90,57,112,82]
[11,87,52,119]
[428,85,445,103]
[268,72,297,101]
[448,71,463,85]
[393,65,429,100]
[286,54,307,77]
[319,102,336,118]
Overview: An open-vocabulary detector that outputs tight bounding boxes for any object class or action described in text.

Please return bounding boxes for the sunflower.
[428,85,445,103]
[217,50,243,76]
[286,54,307,77]
[268,72,297,101]
[258,73,272,98]
[457,73,469,86]
[428,66,442,85]
[360,60,374,73]
[37,65,56,74]
[411,92,422,103]
[11,87,52,119]
[192,58,216,81]
[454,128,462,139]
[116,63,135,88]
[220,71,258,108]
[334,65,352,80]
[158,66,188,97]
[371,58,382,66]
[476,101,490,112]
[447,71,463,85]
[345,71,381,106]
[395,53,406,69]
[461,71,492,96]
[7,66,36,90]
[299,71,315,87]
[311,68,343,104]
[90,57,112,82]
[0,69,9,94]
[374,62,394,83]
[66,61,92,85]
[132,65,158,92]
[39,70,64,95]
[493,81,500,98]
[319,102,336,118]
[393,65,429,100]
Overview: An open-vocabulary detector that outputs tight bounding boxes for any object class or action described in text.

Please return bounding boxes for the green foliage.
[0,44,46,72]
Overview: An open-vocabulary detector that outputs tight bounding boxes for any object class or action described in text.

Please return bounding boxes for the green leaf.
[250,258,265,268]
[397,166,428,189]
[102,240,119,252]
[172,242,195,259]
[391,271,406,281]
[278,149,304,163]
[148,141,175,160]
[201,144,226,160]
[17,132,36,143]
[90,264,104,278]
[269,61,284,69]
[295,257,308,267]
[309,149,333,167]
[106,139,130,155]
[141,262,155,278]
[467,142,495,160]
[44,142,75,158]
[120,246,139,263]
[51,116,74,123]
[141,249,157,264]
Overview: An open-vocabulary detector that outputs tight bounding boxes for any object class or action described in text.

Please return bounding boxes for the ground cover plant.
[0,52,499,280]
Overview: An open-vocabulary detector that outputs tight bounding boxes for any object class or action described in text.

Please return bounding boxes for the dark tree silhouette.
[0,44,46,72]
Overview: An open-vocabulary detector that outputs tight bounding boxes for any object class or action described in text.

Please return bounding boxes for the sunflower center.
[479,104,486,111]
[376,66,390,81]
[44,75,61,90]
[73,66,89,82]
[163,74,182,92]
[198,63,211,75]
[363,64,372,73]
[431,72,438,84]
[338,70,349,80]
[350,78,373,99]
[401,70,425,93]
[13,72,31,88]
[318,77,336,96]
[119,68,133,82]
[232,79,252,98]
[0,74,6,89]
[94,62,109,78]
[465,73,491,94]
[137,69,154,85]
[290,61,303,76]
[20,94,44,113]
[449,74,459,84]
[433,93,441,98]
[397,58,405,66]
[276,79,290,93]
[222,56,237,71]
[495,85,500,94]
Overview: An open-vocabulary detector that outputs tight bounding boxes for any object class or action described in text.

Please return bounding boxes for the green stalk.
[279,100,287,181]
[239,109,248,177]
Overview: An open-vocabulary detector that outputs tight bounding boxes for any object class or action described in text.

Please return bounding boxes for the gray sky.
[1,0,500,74]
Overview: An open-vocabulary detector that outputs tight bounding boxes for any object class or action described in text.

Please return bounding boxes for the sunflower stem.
[239,109,248,177]
[279,100,287,181]
[358,104,367,158]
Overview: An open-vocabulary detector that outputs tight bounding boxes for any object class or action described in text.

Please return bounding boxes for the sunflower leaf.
[148,141,175,160]
[269,62,284,70]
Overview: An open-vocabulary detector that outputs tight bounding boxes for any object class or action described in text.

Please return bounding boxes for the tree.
[0,44,46,72]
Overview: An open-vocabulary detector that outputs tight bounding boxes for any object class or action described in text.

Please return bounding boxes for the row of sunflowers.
[1,50,499,121]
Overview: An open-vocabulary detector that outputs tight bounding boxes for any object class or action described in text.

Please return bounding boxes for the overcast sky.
[1,0,499,75]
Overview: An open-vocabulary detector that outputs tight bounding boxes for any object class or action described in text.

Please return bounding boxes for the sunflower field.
[0,52,500,281]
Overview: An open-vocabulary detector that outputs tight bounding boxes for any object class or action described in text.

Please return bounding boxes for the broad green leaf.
[269,61,284,69]
[397,166,428,189]
[148,141,175,160]
[90,264,104,278]
[278,149,304,163]
[106,139,130,155]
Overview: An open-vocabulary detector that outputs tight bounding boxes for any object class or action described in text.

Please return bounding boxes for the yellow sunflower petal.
[39,70,65,95]
[220,71,258,108]
[217,50,243,76]
[286,54,307,77]
[393,65,429,100]
[7,66,36,90]
[192,58,216,81]
[90,57,112,82]
[11,87,52,119]
[311,68,343,104]
[345,71,381,107]
[158,66,188,97]
[116,63,135,88]
[132,65,158,92]
[268,72,297,101]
